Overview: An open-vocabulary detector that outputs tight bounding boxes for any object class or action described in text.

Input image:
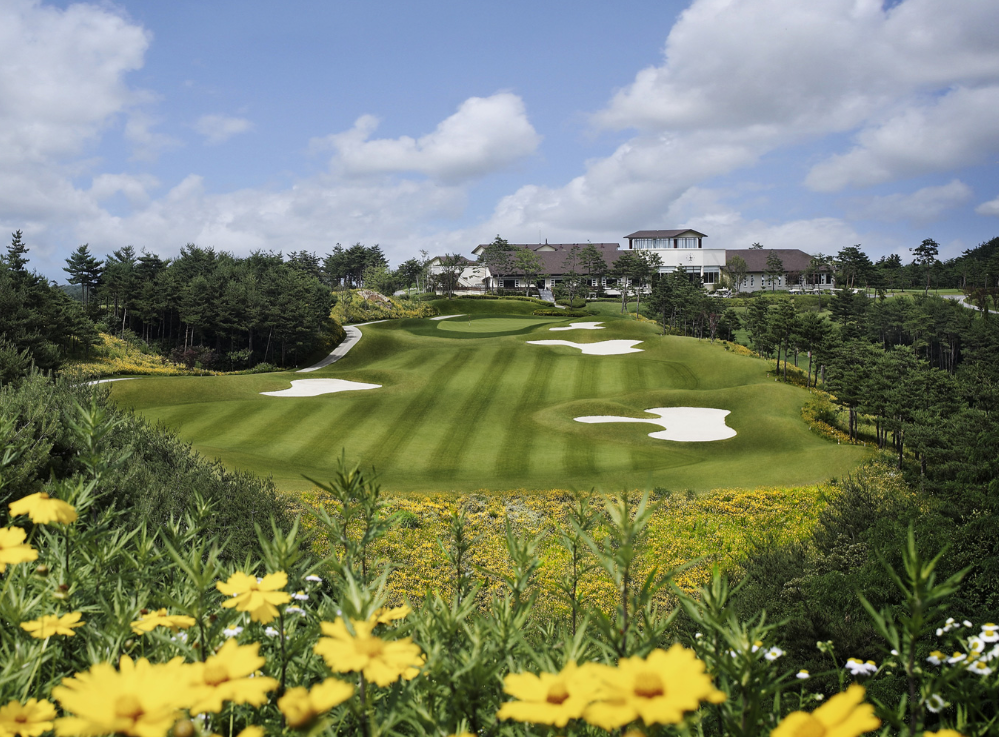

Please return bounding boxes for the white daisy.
[980,623,999,643]
[305,574,323,583]
[968,660,993,676]
[222,626,244,638]
[845,658,877,676]
[285,606,307,617]
[926,651,945,665]
[925,694,947,714]
[765,647,784,662]
[264,626,280,637]
[292,591,309,601]
[796,670,810,680]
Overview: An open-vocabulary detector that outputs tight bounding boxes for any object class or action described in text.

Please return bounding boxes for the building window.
[750,275,754,286]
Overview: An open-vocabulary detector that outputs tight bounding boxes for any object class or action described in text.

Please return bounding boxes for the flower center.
[355,637,385,657]
[633,671,665,699]
[546,682,570,705]
[203,662,230,685]
[14,715,27,723]
[115,694,144,719]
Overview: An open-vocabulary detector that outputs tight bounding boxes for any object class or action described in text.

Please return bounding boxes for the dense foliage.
[0,375,289,559]
[0,232,99,383]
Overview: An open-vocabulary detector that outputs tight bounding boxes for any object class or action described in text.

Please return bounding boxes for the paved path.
[297,320,386,373]
[942,294,982,311]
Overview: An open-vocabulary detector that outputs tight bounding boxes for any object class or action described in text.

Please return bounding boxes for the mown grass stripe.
[494,349,556,478]
[287,397,366,465]
[428,344,516,480]
[237,400,327,453]
[364,348,474,469]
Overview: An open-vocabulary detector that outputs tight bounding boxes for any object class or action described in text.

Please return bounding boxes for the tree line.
[0,232,99,384]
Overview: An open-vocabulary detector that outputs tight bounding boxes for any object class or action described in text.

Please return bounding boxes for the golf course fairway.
[107,300,868,492]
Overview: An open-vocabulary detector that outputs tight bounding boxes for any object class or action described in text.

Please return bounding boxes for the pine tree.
[5,230,29,273]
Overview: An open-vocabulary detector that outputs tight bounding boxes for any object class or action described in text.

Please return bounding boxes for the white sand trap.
[527,339,643,355]
[575,407,736,442]
[260,379,381,397]
[84,378,137,386]
[549,322,605,332]
[430,314,466,320]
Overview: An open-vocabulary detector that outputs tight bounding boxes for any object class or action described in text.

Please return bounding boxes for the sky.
[3,0,999,282]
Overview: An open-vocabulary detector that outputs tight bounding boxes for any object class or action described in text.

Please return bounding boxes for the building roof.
[724,249,827,272]
[624,229,708,240]
[475,243,624,276]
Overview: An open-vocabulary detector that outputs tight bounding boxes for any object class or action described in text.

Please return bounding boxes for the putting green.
[109,300,868,492]
[437,317,555,333]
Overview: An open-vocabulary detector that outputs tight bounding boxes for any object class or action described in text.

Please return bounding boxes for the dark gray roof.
[725,249,827,272]
[624,229,707,239]
[478,243,623,276]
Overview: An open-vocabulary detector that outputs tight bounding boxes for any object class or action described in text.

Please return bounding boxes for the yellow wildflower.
[21,612,85,639]
[497,661,601,726]
[189,640,279,713]
[923,731,964,737]
[314,617,424,686]
[0,527,38,573]
[216,571,291,624]
[53,655,200,737]
[8,492,77,525]
[0,698,57,737]
[277,679,354,729]
[130,609,196,635]
[584,646,725,730]
[771,684,880,737]
[236,728,264,737]
[371,604,412,624]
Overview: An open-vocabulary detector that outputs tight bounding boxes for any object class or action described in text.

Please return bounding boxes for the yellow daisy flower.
[314,617,425,686]
[277,679,354,729]
[189,640,279,713]
[21,612,85,639]
[130,609,197,635]
[0,527,38,574]
[371,604,412,624]
[923,731,964,737]
[771,684,880,737]
[236,727,264,737]
[216,571,291,624]
[0,698,57,737]
[497,661,602,726]
[52,655,200,737]
[584,645,726,730]
[8,492,77,525]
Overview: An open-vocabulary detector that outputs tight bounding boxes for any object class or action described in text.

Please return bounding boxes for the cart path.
[297,320,387,373]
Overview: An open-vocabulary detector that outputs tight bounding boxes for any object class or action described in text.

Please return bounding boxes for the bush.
[533,308,591,317]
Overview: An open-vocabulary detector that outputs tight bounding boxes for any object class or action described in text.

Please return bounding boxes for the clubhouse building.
[428,229,833,294]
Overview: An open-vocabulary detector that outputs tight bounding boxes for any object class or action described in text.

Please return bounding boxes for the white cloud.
[976,195,999,217]
[89,173,160,207]
[0,0,150,166]
[483,0,999,239]
[194,114,254,145]
[847,180,973,224]
[75,173,467,264]
[805,87,999,191]
[315,93,541,183]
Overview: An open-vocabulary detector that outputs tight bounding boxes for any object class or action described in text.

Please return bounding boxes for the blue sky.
[4,0,999,280]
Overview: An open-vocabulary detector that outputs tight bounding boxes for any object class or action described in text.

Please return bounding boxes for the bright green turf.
[109,299,868,493]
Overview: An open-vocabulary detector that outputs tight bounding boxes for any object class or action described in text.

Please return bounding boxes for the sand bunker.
[575,407,736,442]
[84,378,137,386]
[260,379,381,397]
[527,339,643,355]
[549,322,605,332]
[430,314,466,320]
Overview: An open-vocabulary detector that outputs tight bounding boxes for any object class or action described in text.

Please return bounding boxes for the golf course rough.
[109,299,869,493]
